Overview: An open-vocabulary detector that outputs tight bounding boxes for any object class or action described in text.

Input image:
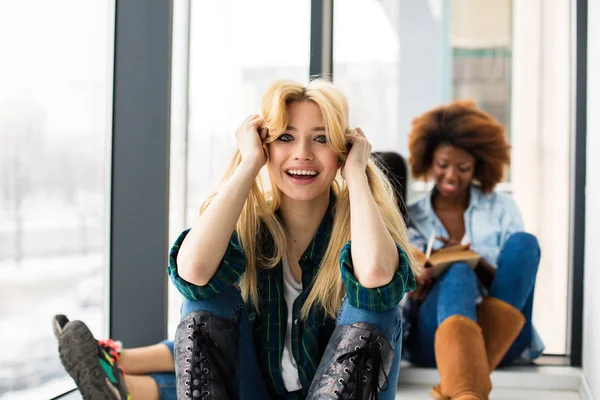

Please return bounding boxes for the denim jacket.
[407,185,545,361]
[408,186,522,266]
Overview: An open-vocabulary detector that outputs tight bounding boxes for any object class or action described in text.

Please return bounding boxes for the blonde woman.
[170,79,418,399]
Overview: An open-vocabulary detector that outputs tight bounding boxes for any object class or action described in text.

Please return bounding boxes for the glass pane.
[333,0,451,196]
[333,0,407,155]
[334,0,569,355]
[451,0,512,130]
[510,0,571,355]
[451,0,571,355]
[0,2,114,398]
[450,0,512,181]
[168,0,311,337]
[452,48,512,131]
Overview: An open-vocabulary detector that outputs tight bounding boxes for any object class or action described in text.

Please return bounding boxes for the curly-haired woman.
[404,100,545,400]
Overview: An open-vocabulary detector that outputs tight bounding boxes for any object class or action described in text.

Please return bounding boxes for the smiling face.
[266,101,340,202]
[431,144,476,199]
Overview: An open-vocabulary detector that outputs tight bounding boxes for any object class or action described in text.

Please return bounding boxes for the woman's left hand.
[342,128,372,180]
[435,236,469,251]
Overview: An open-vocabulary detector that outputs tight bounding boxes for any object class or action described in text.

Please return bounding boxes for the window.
[0,2,114,398]
[333,0,570,355]
[332,0,405,155]
[168,0,311,337]
[451,0,512,130]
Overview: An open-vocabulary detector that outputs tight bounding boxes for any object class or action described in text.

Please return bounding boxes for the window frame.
[109,0,173,346]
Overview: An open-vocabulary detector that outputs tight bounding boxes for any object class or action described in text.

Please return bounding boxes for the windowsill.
[53,357,581,399]
[534,354,572,366]
[399,359,583,393]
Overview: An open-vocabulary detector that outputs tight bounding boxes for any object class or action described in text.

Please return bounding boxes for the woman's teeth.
[287,170,318,176]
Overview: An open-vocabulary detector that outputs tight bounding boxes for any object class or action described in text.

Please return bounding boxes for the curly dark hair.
[408,100,510,193]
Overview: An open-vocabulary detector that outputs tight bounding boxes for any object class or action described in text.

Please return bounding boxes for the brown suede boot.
[432,315,491,400]
[429,298,526,399]
[429,384,448,400]
[477,297,526,371]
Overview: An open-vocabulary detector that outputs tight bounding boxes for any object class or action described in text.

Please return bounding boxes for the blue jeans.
[406,232,540,367]
[337,298,403,400]
[175,285,402,399]
[149,340,176,400]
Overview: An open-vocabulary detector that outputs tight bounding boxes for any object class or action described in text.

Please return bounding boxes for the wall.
[583,0,600,396]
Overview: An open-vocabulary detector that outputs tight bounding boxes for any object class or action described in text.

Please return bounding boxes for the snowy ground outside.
[0,253,105,399]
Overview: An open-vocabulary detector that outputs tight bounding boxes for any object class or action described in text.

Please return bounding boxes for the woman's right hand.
[236,114,268,170]
[409,275,433,300]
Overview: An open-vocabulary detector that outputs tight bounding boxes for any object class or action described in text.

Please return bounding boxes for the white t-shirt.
[281,255,303,392]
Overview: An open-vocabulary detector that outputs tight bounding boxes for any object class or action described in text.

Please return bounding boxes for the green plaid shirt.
[168,205,415,399]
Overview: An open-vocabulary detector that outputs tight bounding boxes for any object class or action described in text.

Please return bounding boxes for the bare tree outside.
[0,1,113,398]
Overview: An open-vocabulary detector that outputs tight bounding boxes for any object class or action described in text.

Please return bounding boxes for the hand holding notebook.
[413,231,481,279]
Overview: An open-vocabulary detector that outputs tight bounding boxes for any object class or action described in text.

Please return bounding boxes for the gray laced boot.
[174,310,239,400]
[306,322,395,400]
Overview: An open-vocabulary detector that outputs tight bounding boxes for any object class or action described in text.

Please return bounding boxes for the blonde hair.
[200,79,418,319]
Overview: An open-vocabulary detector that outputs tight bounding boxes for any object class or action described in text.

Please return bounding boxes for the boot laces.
[333,335,389,400]
[185,318,232,399]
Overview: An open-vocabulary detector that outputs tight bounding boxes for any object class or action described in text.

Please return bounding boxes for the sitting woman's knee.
[442,262,477,284]
[505,232,541,266]
[507,232,540,252]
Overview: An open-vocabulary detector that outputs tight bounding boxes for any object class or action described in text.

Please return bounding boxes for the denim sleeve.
[500,195,525,244]
[407,226,428,252]
[167,229,246,300]
[339,241,416,311]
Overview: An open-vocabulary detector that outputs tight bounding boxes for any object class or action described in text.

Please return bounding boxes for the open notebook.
[412,232,481,278]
